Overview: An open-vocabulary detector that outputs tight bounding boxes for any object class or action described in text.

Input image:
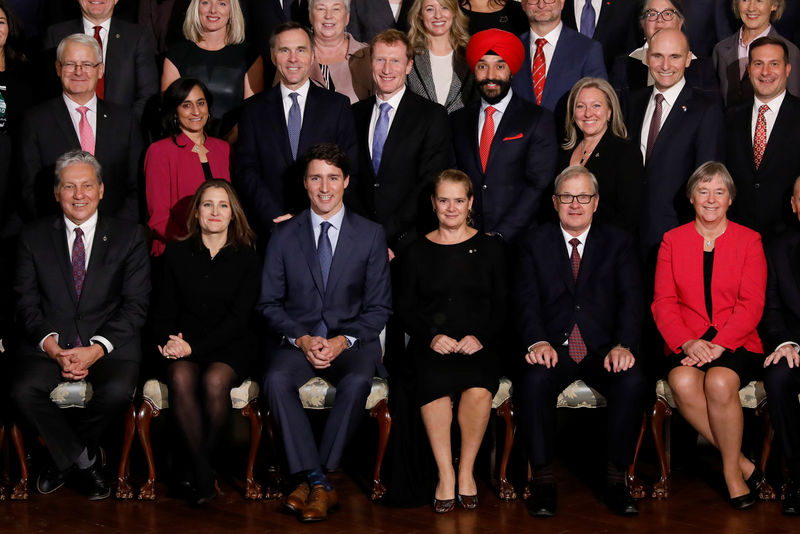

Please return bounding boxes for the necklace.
[578,139,596,165]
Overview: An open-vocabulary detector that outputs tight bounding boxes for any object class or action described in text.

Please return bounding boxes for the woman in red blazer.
[145,78,231,256]
[652,161,767,510]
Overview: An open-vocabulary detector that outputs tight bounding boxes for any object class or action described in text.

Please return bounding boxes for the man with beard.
[451,29,558,242]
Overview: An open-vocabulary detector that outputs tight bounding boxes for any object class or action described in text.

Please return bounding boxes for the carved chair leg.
[0,425,6,501]
[136,399,159,500]
[523,462,532,500]
[369,398,391,502]
[627,413,648,499]
[756,404,777,500]
[10,424,28,500]
[241,399,264,500]
[651,399,672,498]
[495,399,517,501]
[261,408,282,500]
[116,402,136,499]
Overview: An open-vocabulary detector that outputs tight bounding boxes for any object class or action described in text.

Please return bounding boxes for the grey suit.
[406,51,477,114]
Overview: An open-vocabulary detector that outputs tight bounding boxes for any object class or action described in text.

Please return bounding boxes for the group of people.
[2,0,800,525]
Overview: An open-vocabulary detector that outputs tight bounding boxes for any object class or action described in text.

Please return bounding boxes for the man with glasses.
[515,165,645,517]
[20,33,142,223]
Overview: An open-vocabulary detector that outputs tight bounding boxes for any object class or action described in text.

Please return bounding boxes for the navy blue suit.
[450,94,558,242]
[258,208,392,474]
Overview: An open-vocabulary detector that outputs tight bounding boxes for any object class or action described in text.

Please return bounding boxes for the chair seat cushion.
[50,380,92,408]
[556,380,607,408]
[656,378,766,409]
[142,378,259,410]
[299,377,388,410]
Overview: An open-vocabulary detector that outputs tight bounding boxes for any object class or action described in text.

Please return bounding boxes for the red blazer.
[652,221,766,354]
[145,132,231,255]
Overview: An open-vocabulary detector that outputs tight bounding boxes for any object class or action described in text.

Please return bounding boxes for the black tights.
[167,360,237,495]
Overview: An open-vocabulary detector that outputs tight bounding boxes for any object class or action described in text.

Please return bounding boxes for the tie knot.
[77,106,89,118]
[759,104,769,115]
[75,227,84,239]
[379,102,392,114]
[535,38,547,48]
[569,237,580,248]
[654,93,665,105]
[485,106,496,117]
[289,92,300,104]
[320,221,332,235]
[93,25,102,36]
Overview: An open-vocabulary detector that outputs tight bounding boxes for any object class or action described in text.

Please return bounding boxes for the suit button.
[482,185,488,190]
[374,183,380,188]
[576,305,581,311]
[754,183,760,190]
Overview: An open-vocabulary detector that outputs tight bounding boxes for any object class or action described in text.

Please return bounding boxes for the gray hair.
[554,165,599,196]
[686,161,735,201]
[56,33,102,64]
[54,150,103,187]
[309,0,351,13]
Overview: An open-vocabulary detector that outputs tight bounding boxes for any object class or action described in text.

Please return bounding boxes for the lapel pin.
[468,248,477,254]
[682,106,687,112]
[103,235,108,242]
[116,33,120,39]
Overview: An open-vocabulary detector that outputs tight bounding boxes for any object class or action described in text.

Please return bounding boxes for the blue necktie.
[580,0,596,37]
[371,102,391,174]
[288,92,301,160]
[313,221,333,337]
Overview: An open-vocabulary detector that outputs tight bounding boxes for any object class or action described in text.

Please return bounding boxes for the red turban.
[466,29,525,75]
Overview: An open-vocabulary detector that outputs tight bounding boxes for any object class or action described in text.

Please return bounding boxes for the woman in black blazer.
[559,77,643,237]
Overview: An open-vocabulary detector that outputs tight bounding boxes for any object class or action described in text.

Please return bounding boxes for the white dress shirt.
[751,90,786,146]
[368,86,405,158]
[639,77,686,160]
[280,79,311,125]
[82,17,110,64]
[529,22,563,77]
[63,93,98,141]
[477,89,514,146]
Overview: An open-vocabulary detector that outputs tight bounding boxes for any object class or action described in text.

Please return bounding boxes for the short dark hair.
[749,36,790,64]
[303,143,350,178]
[269,21,314,52]
[370,29,414,61]
[161,77,213,142]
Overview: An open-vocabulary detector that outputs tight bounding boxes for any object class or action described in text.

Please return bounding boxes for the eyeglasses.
[61,61,102,72]
[642,8,680,22]
[555,194,597,204]
[526,0,557,5]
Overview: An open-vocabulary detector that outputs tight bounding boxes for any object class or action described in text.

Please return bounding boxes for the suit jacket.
[346,0,412,43]
[14,215,150,362]
[351,90,451,251]
[257,208,392,370]
[761,227,800,352]
[682,0,736,58]
[652,221,766,354]
[19,97,143,224]
[725,93,800,239]
[712,27,800,108]
[561,0,639,71]
[450,93,558,242]
[44,17,159,119]
[511,26,607,113]
[406,50,477,114]
[624,83,725,253]
[515,222,643,356]
[234,83,359,235]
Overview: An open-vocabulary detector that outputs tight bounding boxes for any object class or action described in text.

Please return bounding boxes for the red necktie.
[645,93,664,162]
[93,25,105,99]
[568,238,587,363]
[77,106,95,154]
[479,106,496,172]
[532,38,547,106]
[753,104,768,169]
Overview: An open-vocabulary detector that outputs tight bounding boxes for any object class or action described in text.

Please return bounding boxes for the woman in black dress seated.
[154,179,260,505]
[397,170,507,513]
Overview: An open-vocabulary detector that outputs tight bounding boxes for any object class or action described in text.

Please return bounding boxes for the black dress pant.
[764,359,800,477]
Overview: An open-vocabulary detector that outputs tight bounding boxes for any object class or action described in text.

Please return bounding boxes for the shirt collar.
[63,93,98,112]
[738,25,772,49]
[560,224,591,248]
[310,205,346,230]
[480,88,514,114]
[755,90,786,112]
[530,21,563,45]
[82,16,111,33]
[280,78,311,100]
[64,210,99,236]
[653,77,685,107]
[376,85,406,109]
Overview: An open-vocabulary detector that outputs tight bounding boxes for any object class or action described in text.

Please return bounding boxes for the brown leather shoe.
[282,482,310,514]
[300,485,339,522]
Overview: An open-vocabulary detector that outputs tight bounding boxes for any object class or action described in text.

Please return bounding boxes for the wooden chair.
[490,376,516,500]
[651,378,776,499]
[135,378,264,500]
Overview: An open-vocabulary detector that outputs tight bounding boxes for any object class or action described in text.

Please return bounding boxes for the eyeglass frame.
[641,8,681,22]
[60,61,103,72]
[554,193,597,204]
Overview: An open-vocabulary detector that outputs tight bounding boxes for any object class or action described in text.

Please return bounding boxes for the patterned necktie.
[372,102,391,174]
[580,0,596,37]
[72,227,86,299]
[93,25,105,99]
[479,106,496,172]
[532,38,547,106]
[77,106,95,154]
[753,104,769,169]
[568,238,587,363]
[287,92,301,160]
[312,221,333,338]
[645,93,664,162]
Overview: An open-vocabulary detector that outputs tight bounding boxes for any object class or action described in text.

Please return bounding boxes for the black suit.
[561,0,639,71]
[11,215,150,471]
[351,90,451,252]
[234,83,359,237]
[43,17,159,120]
[450,94,558,242]
[515,222,646,467]
[726,94,800,240]
[19,97,143,224]
[346,0,412,43]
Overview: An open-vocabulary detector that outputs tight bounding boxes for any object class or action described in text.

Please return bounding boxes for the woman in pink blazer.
[145,78,231,256]
[652,161,767,510]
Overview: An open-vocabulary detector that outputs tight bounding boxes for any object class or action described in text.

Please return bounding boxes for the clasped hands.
[43,335,104,380]
[430,334,483,355]
[526,341,635,372]
[680,339,725,367]
[297,335,348,369]
[159,332,192,359]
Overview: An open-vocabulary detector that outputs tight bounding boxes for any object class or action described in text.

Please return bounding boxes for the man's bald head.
[646,28,691,92]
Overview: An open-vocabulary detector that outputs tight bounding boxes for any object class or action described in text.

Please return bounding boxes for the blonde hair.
[731,0,783,22]
[407,0,470,54]
[562,77,627,151]
[183,0,246,45]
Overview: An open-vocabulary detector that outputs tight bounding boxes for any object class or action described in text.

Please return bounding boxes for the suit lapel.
[759,96,798,174]
[376,91,412,175]
[51,217,79,306]
[296,213,326,297]
[447,56,469,109]
[325,210,355,296]
[649,85,692,161]
[95,101,110,158]
[552,225,575,293]
[466,101,483,177]
[562,0,577,28]
[104,18,120,90]
[594,0,613,40]
[543,30,571,105]
[269,87,293,161]
[79,217,109,308]
[54,99,81,147]
[412,53,436,103]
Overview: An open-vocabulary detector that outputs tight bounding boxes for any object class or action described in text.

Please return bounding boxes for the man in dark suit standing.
[511,0,607,114]
[347,0,412,43]
[259,143,391,522]
[516,165,645,517]
[762,176,800,516]
[43,0,158,120]
[726,36,800,240]
[20,34,142,224]
[624,28,724,258]
[351,29,450,257]
[452,29,557,242]
[561,0,639,71]
[235,22,358,240]
[11,150,149,500]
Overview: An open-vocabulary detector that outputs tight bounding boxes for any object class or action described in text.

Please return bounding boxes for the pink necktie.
[532,38,547,106]
[753,104,768,169]
[77,106,95,154]
[479,106,496,172]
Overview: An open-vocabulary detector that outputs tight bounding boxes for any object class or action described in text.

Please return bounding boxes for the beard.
[478,77,512,105]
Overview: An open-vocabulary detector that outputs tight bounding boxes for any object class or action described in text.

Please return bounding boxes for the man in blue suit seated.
[258,143,392,522]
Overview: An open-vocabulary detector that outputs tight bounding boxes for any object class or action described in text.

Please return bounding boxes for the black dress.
[460,1,529,36]
[397,232,507,405]
[153,237,261,378]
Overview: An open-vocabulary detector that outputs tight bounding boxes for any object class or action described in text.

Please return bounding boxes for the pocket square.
[503,133,523,141]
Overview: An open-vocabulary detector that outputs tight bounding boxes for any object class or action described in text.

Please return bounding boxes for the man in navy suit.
[512,0,607,116]
[259,143,391,522]
[451,29,557,242]
[235,22,358,240]
[516,165,645,517]
[561,0,639,71]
